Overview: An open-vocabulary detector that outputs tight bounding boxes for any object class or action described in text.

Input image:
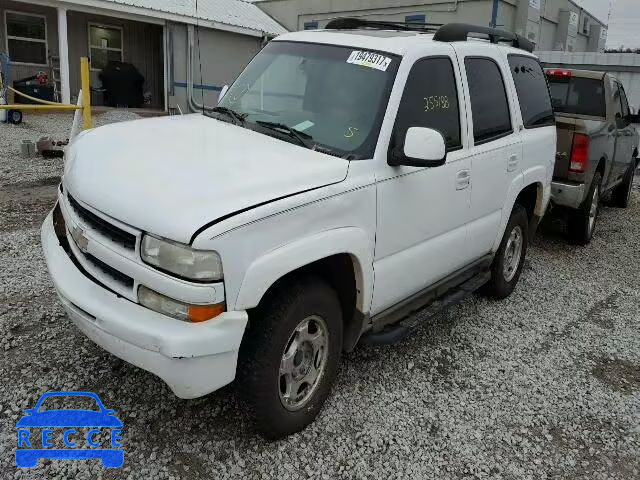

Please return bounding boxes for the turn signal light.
[188,304,225,323]
[569,134,590,173]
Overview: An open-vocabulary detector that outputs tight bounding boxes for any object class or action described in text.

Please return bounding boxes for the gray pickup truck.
[546,68,639,244]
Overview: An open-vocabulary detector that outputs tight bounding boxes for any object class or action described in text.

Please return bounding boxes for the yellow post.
[80,57,92,129]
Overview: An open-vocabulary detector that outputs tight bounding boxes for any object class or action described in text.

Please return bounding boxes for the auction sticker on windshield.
[346,51,392,71]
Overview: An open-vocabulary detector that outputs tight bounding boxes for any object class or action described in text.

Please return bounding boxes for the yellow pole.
[80,57,92,129]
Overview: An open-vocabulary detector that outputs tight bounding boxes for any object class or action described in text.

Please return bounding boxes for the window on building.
[392,57,462,151]
[508,55,555,128]
[405,14,426,23]
[5,11,48,65]
[89,24,123,71]
[303,21,318,30]
[465,57,512,144]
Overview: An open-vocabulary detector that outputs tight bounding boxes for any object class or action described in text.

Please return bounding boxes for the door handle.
[507,154,519,172]
[456,170,471,190]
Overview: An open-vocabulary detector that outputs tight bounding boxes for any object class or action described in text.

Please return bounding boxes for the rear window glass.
[548,77,606,117]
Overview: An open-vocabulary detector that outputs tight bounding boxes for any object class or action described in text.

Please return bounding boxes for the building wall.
[168,22,263,112]
[67,11,164,108]
[0,0,59,87]
[257,0,607,52]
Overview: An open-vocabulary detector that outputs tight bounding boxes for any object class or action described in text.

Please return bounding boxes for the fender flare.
[233,227,373,314]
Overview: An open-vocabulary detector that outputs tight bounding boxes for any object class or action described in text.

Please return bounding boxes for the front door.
[372,53,472,315]
[613,83,635,183]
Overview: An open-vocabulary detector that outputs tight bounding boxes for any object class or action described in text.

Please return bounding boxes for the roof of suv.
[275,29,535,57]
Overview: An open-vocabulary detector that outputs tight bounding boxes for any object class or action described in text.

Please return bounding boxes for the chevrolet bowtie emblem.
[71,226,89,253]
[556,152,568,158]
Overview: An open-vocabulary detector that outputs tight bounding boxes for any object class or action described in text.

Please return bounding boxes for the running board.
[363,270,491,345]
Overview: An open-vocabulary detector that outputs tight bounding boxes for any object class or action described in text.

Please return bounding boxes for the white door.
[371,54,472,315]
[456,48,523,260]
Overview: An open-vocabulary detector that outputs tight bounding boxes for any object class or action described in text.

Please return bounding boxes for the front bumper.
[551,181,586,209]
[41,210,248,399]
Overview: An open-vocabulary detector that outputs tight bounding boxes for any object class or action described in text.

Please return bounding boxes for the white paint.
[45,32,555,400]
[403,127,446,160]
[57,6,71,104]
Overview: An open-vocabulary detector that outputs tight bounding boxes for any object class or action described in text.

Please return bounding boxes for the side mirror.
[388,127,447,167]
[218,85,229,103]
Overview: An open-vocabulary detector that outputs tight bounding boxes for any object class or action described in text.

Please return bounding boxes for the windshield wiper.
[255,121,314,149]
[208,106,247,125]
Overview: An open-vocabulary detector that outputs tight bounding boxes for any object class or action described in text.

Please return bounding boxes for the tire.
[482,204,529,299]
[610,163,634,208]
[568,172,601,245]
[237,275,343,439]
[8,109,23,125]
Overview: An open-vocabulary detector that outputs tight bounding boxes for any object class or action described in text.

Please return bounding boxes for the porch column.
[57,7,71,104]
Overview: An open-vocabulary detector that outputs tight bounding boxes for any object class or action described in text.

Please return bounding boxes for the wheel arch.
[233,228,373,352]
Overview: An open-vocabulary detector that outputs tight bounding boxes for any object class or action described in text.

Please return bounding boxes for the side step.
[363,270,491,346]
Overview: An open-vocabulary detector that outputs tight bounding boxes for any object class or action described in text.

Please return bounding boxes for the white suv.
[42,20,556,438]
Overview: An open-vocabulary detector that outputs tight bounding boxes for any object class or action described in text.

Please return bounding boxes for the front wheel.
[610,163,634,208]
[482,204,529,299]
[237,275,343,439]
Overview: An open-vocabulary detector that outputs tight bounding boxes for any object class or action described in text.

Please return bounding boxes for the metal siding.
[67,11,164,108]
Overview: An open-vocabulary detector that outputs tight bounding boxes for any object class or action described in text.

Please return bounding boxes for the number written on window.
[424,96,451,111]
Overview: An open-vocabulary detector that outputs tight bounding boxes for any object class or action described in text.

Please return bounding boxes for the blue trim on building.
[405,14,426,23]
[173,82,223,92]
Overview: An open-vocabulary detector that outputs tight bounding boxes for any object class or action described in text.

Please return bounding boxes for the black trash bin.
[99,61,144,108]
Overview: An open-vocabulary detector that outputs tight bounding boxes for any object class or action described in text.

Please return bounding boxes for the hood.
[64,114,349,243]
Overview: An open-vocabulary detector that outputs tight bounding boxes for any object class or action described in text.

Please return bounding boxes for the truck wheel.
[237,275,343,439]
[610,163,634,208]
[568,172,601,245]
[482,204,528,299]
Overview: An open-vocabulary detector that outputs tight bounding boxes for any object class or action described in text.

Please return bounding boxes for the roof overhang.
[16,0,276,37]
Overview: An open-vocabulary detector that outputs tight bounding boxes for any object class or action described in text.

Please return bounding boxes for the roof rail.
[433,23,535,53]
[324,17,443,34]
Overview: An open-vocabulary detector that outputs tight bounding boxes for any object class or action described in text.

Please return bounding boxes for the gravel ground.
[1,114,639,479]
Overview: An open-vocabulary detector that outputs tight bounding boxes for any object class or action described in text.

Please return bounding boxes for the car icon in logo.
[16,391,123,468]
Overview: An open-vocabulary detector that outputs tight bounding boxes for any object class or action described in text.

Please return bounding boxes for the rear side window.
[465,58,512,144]
[547,76,606,117]
[508,56,555,128]
[392,57,462,151]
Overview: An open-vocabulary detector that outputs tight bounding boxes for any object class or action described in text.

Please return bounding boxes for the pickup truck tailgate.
[554,116,581,179]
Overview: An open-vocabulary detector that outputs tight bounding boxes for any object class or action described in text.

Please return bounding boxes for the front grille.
[67,195,136,250]
[84,252,135,289]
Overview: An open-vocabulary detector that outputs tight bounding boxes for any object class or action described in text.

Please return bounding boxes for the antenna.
[195,0,204,114]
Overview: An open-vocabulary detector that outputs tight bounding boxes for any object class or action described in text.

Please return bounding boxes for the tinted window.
[392,57,462,151]
[465,58,512,144]
[508,56,555,128]
[619,85,630,118]
[548,76,606,117]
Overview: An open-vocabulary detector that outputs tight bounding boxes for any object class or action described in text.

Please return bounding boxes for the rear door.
[613,82,635,181]
[455,46,523,260]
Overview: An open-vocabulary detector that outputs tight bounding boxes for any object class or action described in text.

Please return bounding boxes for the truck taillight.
[569,134,590,173]
[547,69,572,77]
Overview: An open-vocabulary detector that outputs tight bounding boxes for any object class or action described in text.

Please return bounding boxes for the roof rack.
[323,18,535,53]
[324,17,443,34]
[433,23,535,52]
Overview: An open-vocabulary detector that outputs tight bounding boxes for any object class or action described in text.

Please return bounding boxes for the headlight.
[138,286,224,322]
[141,234,223,282]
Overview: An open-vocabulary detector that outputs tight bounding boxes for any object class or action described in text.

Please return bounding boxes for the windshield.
[37,395,100,412]
[548,76,606,117]
[215,41,400,158]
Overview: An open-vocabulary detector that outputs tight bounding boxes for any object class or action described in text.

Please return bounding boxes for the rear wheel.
[568,172,601,245]
[611,163,634,208]
[237,275,343,439]
[482,204,528,299]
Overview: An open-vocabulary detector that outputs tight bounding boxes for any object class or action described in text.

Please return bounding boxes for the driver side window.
[391,57,462,153]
